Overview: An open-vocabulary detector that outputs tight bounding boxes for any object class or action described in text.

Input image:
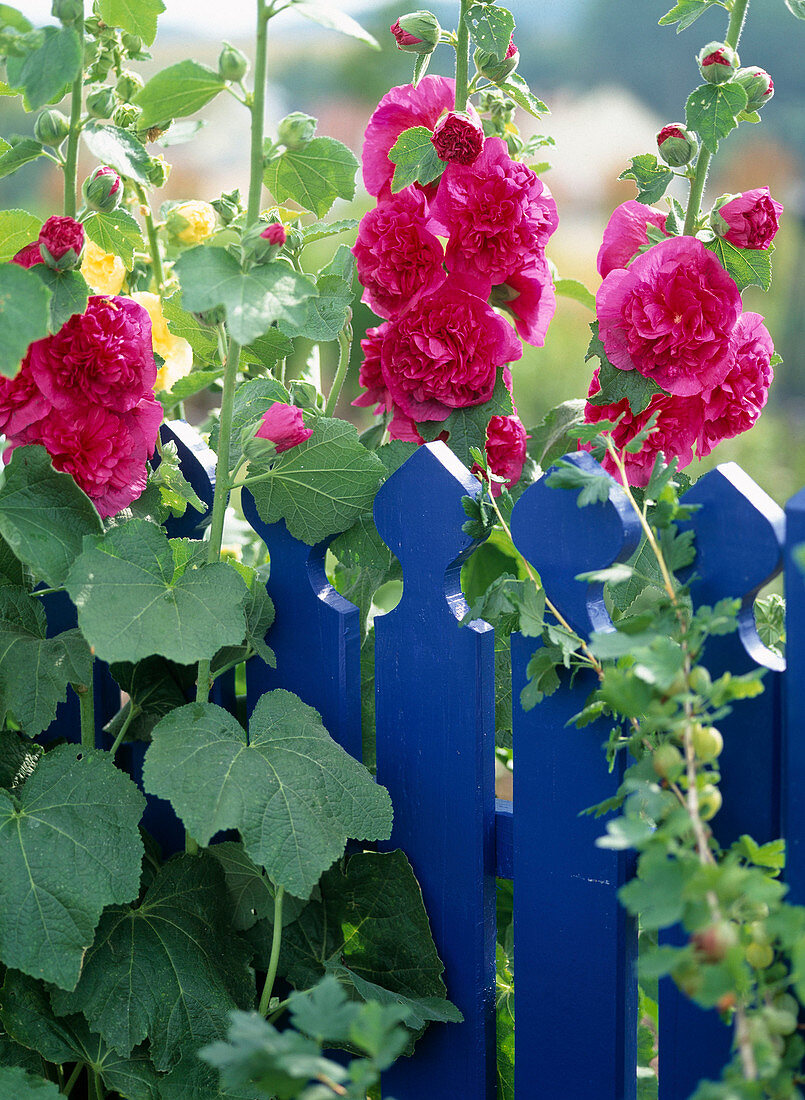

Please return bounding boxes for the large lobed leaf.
[143,690,392,899]
[81,122,152,185]
[0,745,145,989]
[0,264,51,379]
[0,210,40,264]
[263,137,358,218]
[5,25,81,110]
[97,0,165,45]
[135,59,226,129]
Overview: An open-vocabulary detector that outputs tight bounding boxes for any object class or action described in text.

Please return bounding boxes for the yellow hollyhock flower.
[167,200,217,245]
[81,239,126,295]
[131,292,193,393]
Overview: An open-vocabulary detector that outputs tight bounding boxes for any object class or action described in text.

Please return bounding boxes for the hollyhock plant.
[711,187,783,250]
[37,214,84,268]
[361,75,455,196]
[255,402,312,452]
[698,312,774,456]
[352,324,391,415]
[483,413,528,495]
[352,187,445,319]
[431,109,484,165]
[379,277,522,423]
[596,235,742,397]
[0,357,52,437]
[491,262,556,348]
[596,200,669,279]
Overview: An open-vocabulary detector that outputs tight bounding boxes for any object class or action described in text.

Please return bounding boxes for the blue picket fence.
[50,421,805,1100]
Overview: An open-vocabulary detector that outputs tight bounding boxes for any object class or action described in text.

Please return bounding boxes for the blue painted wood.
[784,485,805,903]
[510,451,641,1100]
[160,420,216,539]
[372,441,497,1100]
[659,464,785,1100]
[240,492,362,761]
[495,799,514,880]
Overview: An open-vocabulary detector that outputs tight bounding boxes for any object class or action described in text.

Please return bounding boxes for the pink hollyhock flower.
[431,109,484,165]
[0,355,51,437]
[38,215,84,267]
[12,241,43,269]
[255,402,312,453]
[596,235,742,397]
[712,187,783,250]
[352,187,445,319]
[584,368,704,488]
[380,276,522,423]
[28,296,157,413]
[430,137,559,286]
[362,76,455,197]
[7,396,163,517]
[597,200,669,278]
[390,19,421,48]
[506,37,518,59]
[484,413,528,495]
[261,222,287,246]
[352,324,391,414]
[490,261,556,348]
[697,312,774,456]
[388,408,425,443]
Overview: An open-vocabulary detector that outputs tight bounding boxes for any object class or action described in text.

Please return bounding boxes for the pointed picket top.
[679,462,784,669]
[373,441,486,615]
[510,451,642,638]
[160,420,216,538]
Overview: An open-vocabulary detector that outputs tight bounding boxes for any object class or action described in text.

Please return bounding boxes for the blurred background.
[5,0,805,502]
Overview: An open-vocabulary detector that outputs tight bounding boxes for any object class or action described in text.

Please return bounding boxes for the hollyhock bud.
[474,37,519,84]
[121,32,143,55]
[277,112,317,150]
[734,66,774,112]
[145,154,170,188]
[113,103,142,130]
[656,123,698,167]
[242,221,287,264]
[710,188,782,249]
[51,0,82,24]
[390,11,441,54]
[218,42,249,82]
[432,109,484,165]
[86,86,117,119]
[34,109,69,147]
[253,402,312,454]
[698,41,739,85]
[211,188,243,226]
[38,215,84,271]
[167,201,217,245]
[82,165,122,212]
[116,69,144,102]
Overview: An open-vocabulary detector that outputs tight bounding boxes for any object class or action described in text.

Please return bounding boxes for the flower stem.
[108,703,140,759]
[258,885,285,1015]
[323,326,352,417]
[63,5,85,218]
[78,661,95,750]
[248,0,270,224]
[134,183,165,293]
[454,0,471,112]
[62,1063,84,1097]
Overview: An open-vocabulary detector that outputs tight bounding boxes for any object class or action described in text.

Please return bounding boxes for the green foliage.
[32,266,88,332]
[0,139,45,182]
[135,59,227,129]
[81,208,144,266]
[97,0,166,45]
[0,210,40,263]
[619,154,674,205]
[554,277,596,312]
[658,0,718,32]
[278,246,355,342]
[528,399,587,469]
[5,25,81,110]
[388,126,444,192]
[0,1067,63,1099]
[291,3,380,49]
[263,137,359,218]
[465,3,515,58]
[704,237,773,292]
[495,73,548,117]
[0,263,51,379]
[585,323,666,415]
[81,121,152,184]
[143,691,392,898]
[686,81,748,154]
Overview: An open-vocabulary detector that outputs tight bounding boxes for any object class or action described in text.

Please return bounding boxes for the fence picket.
[784,485,805,905]
[372,441,497,1100]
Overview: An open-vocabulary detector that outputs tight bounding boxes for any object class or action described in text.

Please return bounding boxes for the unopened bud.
[210,188,243,226]
[115,69,144,102]
[82,165,122,212]
[390,10,441,55]
[242,220,287,264]
[51,0,83,25]
[698,41,740,85]
[656,123,698,167]
[218,41,249,82]
[710,193,737,238]
[145,154,170,188]
[277,111,317,150]
[34,109,69,146]
[38,215,84,271]
[432,109,484,165]
[112,102,142,129]
[241,431,278,463]
[734,66,774,112]
[86,86,117,119]
[121,32,143,55]
[474,36,519,84]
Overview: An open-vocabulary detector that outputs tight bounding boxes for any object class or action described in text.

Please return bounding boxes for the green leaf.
[65,520,248,664]
[209,840,307,931]
[175,246,317,346]
[32,266,89,332]
[158,367,221,410]
[785,0,805,17]
[81,121,152,185]
[0,1067,63,1099]
[419,372,513,467]
[0,263,51,379]
[0,744,144,989]
[703,237,773,292]
[465,2,515,59]
[586,329,666,416]
[0,6,33,32]
[281,850,459,1028]
[263,136,358,218]
[247,416,385,545]
[0,210,39,263]
[97,0,165,45]
[0,445,103,588]
[496,943,515,1100]
[81,208,144,267]
[0,139,43,182]
[618,154,674,205]
[299,217,359,248]
[150,439,206,518]
[210,376,290,468]
[5,25,81,110]
[278,246,354,342]
[496,73,548,117]
[144,692,392,899]
[50,854,254,1071]
[528,399,587,468]
[135,59,226,129]
[241,328,295,368]
[685,81,748,154]
[160,291,219,362]
[388,126,444,193]
[0,728,41,790]
[105,656,192,744]
[555,277,595,311]
[658,0,713,31]
[291,2,379,48]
